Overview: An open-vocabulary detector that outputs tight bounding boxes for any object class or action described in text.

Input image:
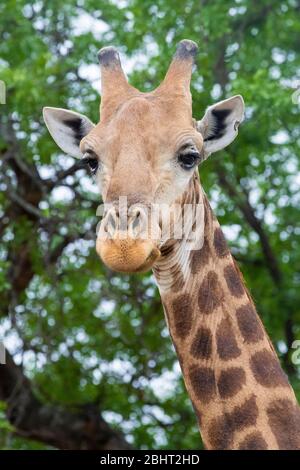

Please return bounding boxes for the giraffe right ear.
[43,107,95,158]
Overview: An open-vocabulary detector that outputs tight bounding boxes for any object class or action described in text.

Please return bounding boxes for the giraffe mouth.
[96,237,161,273]
[133,246,161,273]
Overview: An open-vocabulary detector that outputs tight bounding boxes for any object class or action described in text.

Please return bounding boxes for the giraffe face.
[80,94,203,206]
[83,94,203,272]
[43,40,244,273]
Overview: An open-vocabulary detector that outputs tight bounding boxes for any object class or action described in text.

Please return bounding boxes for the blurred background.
[0,0,300,450]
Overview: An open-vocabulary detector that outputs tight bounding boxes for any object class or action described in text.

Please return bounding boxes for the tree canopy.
[0,0,299,449]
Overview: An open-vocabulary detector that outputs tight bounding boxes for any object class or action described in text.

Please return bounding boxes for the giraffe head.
[43,40,244,273]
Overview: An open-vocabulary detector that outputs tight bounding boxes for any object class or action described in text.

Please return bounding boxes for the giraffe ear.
[43,107,95,158]
[197,95,244,158]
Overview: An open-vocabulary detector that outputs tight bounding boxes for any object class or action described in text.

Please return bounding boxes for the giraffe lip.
[96,238,161,273]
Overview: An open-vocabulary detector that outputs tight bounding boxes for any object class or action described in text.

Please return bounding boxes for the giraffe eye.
[178,151,200,170]
[82,152,99,174]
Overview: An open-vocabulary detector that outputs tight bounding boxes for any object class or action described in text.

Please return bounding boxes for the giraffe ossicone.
[43,40,300,450]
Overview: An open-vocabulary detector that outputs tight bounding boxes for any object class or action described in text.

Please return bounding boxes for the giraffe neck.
[153,175,300,450]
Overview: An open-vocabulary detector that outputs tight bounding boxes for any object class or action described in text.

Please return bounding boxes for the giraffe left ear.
[197,95,245,158]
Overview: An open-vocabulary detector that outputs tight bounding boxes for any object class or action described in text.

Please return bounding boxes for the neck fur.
[153,174,300,450]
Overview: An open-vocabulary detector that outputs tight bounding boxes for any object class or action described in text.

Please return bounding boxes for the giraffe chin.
[96,238,161,273]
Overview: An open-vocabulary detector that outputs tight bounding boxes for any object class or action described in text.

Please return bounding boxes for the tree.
[0,0,299,449]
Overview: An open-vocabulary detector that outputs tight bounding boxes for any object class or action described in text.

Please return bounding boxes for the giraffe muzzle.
[96,204,161,273]
[96,237,160,273]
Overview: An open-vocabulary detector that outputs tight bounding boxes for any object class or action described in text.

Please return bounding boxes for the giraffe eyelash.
[82,151,101,174]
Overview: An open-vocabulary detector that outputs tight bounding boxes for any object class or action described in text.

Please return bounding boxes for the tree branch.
[0,352,131,450]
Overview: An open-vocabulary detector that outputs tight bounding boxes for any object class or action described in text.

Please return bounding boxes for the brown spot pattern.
[236,303,264,343]
[250,349,290,388]
[208,395,258,449]
[189,366,216,404]
[208,415,232,449]
[217,367,246,399]
[267,399,300,449]
[189,237,210,274]
[234,397,259,427]
[171,294,193,339]
[190,326,212,359]
[216,317,241,360]
[198,271,224,314]
[238,431,268,450]
[213,227,229,258]
[224,264,245,298]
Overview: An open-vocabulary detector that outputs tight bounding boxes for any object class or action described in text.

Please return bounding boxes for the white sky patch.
[270,130,290,145]
[1,319,48,370]
[272,48,287,65]
[229,6,247,16]
[99,300,116,316]
[99,358,136,383]
[93,300,116,318]
[75,328,89,344]
[208,188,220,212]
[143,405,173,425]
[264,207,277,226]
[110,0,128,7]
[56,153,76,170]
[0,319,22,354]
[285,158,298,173]
[78,63,100,90]
[0,58,9,68]
[72,12,110,38]
[269,66,281,80]
[248,186,261,206]
[51,185,74,203]
[123,38,159,75]
[222,224,241,242]
[102,410,124,425]
[150,368,181,400]
[278,340,288,354]
[211,83,222,100]
[245,106,254,120]
[38,164,57,179]
[65,239,95,258]
[79,173,100,195]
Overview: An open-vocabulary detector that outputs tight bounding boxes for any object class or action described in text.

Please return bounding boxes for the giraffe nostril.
[102,211,118,237]
[108,213,116,230]
[132,211,141,231]
[101,205,147,239]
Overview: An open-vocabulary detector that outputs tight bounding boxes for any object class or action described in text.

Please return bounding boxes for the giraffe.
[43,40,300,450]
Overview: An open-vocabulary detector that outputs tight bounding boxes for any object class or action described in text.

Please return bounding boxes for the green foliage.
[0,0,299,449]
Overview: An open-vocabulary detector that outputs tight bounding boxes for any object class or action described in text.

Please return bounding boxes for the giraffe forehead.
[87,94,198,156]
